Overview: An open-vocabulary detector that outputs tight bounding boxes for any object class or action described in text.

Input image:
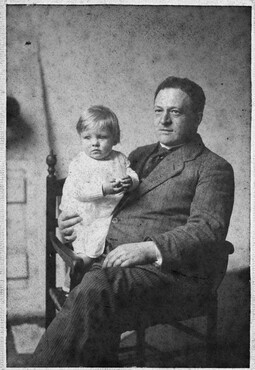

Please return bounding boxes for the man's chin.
[159,136,178,146]
[158,133,193,147]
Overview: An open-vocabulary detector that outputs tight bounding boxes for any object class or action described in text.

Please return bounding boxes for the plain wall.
[6,4,250,348]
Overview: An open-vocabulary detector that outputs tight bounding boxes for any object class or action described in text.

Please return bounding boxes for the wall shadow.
[7,96,33,148]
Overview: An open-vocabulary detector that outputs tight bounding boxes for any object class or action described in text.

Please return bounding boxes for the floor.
[6,317,249,368]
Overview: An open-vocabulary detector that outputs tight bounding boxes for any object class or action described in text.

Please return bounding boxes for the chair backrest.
[46,151,65,327]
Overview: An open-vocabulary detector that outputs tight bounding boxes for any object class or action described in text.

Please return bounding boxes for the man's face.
[154,88,201,146]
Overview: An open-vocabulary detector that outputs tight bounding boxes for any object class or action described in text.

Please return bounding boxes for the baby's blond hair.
[76,105,120,145]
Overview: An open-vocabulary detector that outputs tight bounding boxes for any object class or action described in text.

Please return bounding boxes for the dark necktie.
[141,146,170,178]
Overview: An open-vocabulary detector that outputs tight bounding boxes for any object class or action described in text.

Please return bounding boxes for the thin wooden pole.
[45,150,57,328]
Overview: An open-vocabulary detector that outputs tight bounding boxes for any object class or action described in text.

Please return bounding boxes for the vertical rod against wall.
[37,41,56,153]
[45,150,57,327]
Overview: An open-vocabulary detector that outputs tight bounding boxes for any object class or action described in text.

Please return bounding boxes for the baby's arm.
[62,161,106,202]
[65,176,104,202]
[102,179,123,195]
[63,160,125,202]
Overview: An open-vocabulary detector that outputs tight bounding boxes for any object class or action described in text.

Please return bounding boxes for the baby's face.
[80,127,115,160]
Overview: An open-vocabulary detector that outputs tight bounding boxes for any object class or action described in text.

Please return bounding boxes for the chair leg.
[136,325,146,367]
[206,295,218,367]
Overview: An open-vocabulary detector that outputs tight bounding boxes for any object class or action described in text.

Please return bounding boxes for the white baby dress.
[60,150,139,258]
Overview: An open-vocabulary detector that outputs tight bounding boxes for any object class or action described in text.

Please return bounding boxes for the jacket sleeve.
[147,156,235,275]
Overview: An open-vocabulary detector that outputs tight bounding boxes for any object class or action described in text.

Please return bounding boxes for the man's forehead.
[155,88,192,108]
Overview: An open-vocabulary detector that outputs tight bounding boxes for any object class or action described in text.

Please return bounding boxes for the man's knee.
[73,268,114,307]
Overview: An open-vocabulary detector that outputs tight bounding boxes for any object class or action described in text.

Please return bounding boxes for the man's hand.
[102,241,157,268]
[58,211,82,242]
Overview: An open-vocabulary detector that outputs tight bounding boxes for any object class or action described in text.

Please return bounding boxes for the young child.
[60,105,139,275]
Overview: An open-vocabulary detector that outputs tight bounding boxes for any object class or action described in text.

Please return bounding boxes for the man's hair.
[76,105,120,145]
[154,76,206,114]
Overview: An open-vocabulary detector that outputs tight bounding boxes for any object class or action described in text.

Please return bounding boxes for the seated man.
[31,76,234,367]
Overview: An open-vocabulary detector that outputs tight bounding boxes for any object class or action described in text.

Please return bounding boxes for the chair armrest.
[210,240,234,293]
[49,232,82,267]
[224,240,234,255]
[49,232,87,289]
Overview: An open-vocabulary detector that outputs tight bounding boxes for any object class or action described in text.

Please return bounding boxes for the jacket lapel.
[138,134,205,197]
[112,144,158,215]
[134,143,158,177]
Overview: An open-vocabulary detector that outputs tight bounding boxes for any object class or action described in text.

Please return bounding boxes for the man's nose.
[160,111,172,125]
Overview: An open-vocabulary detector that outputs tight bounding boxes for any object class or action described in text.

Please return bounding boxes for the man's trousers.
[31,263,210,367]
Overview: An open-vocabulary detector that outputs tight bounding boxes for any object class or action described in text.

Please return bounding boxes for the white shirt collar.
[160,142,184,150]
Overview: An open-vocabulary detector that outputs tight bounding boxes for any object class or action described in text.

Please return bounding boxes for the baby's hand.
[102,179,123,195]
[120,176,133,191]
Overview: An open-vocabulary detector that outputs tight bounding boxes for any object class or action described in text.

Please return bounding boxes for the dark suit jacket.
[107,134,234,279]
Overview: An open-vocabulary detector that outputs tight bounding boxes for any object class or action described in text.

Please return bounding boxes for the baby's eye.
[83,136,90,140]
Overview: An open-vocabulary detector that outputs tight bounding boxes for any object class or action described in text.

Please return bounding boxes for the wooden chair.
[46,151,87,327]
[45,151,234,367]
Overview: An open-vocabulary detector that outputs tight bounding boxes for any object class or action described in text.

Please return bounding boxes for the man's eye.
[171,110,181,116]
[83,136,90,140]
[154,109,162,113]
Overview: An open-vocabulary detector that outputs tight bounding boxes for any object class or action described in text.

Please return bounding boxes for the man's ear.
[197,112,203,126]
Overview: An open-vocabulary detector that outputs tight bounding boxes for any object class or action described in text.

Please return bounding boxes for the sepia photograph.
[3,1,252,368]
